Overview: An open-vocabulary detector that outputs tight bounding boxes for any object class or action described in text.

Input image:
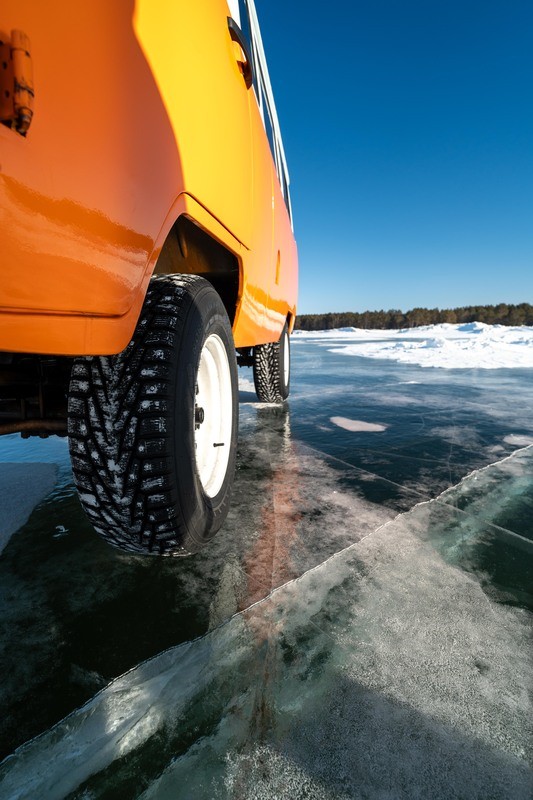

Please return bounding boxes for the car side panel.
[267,160,298,334]
[0,193,247,355]
[231,91,273,345]
[0,0,296,355]
[0,1,181,321]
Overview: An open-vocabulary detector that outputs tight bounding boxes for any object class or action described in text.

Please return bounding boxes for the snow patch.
[503,435,533,446]
[79,492,98,508]
[457,321,491,333]
[330,416,388,433]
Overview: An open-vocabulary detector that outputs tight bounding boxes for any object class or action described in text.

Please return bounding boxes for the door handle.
[227,17,254,90]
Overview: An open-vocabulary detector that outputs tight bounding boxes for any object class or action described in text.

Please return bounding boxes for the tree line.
[295,303,533,331]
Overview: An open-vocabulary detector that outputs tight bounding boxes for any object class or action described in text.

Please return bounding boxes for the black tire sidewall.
[278,323,290,400]
[171,284,238,550]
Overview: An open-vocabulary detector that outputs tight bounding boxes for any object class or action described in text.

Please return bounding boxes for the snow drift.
[293,323,533,369]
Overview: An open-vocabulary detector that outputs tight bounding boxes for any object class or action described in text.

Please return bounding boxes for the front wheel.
[253,322,290,403]
[68,275,238,556]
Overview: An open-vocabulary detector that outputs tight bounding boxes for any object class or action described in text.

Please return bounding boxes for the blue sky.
[256,0,533,315]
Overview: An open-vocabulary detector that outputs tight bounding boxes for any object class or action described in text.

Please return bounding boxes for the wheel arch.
[136,193,245,332]
[286,311,297,334]
[153,215,241,327]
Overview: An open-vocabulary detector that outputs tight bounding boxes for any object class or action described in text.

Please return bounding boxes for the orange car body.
[0,0,297,356]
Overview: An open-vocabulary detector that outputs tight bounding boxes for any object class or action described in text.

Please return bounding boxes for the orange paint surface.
[0,0,297,355]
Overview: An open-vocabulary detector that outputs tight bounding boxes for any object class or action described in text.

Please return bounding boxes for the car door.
[135,0,255,248]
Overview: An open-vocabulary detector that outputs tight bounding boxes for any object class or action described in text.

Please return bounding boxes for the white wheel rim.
[194,333,233,498]
[283,330,290,386]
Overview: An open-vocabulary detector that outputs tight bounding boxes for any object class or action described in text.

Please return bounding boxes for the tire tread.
[68,275,213,556]
[252,324,290,403]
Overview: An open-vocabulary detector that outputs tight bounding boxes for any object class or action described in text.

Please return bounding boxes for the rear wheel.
[253,322,290,403]
[68,275,238,555]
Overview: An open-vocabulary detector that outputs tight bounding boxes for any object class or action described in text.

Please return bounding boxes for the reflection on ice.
[2,448,531,799]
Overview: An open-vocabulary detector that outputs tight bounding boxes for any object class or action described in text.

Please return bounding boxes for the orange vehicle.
[0,0,298,555]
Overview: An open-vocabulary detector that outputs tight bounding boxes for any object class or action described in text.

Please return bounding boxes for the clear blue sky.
[256,0,533,315]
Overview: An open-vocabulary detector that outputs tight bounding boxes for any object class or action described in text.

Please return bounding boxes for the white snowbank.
[0,463,57,553]
[294,324,533,369]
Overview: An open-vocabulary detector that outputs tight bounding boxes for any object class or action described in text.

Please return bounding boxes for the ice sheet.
[1,341,532,797]
[294,324,533,369]
[0,419,401,761]
[1,448,531,800]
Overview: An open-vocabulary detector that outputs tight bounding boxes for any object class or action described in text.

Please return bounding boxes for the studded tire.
[252,322,290,403]
[68,274,238,556]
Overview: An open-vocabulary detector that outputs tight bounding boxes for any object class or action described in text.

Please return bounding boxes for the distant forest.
[295,303,533,331]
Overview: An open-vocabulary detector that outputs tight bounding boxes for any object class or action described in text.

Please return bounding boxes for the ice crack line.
[226,510,403,626]
[231,442,533,639]
[299,442,533,552]
[299,442,431,500]
[436,442,533,502]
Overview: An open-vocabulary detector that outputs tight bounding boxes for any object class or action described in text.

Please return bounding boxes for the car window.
[260,73,277,170]
[244,0,294,226]
[236,0,258,95]
[281,162,292,219]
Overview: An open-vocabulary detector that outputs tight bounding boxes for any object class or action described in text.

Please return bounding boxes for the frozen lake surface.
[0,329,532,799]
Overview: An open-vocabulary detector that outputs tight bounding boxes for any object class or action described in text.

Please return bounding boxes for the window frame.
[244,0,294,224]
